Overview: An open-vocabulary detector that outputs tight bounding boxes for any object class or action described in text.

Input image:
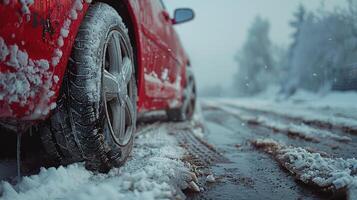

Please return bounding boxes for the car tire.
[167,67,196,121]
[39,3,137,172]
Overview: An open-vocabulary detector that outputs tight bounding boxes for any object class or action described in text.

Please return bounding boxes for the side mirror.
[173,8,195,25]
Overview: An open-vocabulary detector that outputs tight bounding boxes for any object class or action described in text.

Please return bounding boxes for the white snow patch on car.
[161,68,168,81]
[0,0,92,118]
[0,126,196,200]
[0,37,9,62]
[19,0,34,17]
[145,72,181,92]
[0,37,52,109]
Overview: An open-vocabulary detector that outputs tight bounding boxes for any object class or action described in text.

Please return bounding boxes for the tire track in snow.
[173,129,229,169]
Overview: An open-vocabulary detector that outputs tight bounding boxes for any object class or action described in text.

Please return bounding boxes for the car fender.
[0,1,91,120]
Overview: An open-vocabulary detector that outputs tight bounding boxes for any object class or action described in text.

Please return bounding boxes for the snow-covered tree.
[282,1,357,93]
[280,5,306,96]
[289,4,306,57]
[233,16,274,96]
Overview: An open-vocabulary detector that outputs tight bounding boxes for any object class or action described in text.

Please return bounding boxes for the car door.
[158,0,183,100]
[139,0,175,99]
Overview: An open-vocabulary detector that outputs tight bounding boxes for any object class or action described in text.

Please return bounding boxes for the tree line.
[233,1,357,97]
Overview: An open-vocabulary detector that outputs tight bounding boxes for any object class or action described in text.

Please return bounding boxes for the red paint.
[0,0,191,122]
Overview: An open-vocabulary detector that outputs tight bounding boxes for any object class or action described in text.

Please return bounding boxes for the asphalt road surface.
[186,100,356,200]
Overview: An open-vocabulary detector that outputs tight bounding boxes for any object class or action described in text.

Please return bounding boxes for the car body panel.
[0,0,89,120]
[0,0,190,123]
[136,0,186,111]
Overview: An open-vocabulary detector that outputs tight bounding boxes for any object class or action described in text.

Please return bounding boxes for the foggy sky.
[164,0,347,91]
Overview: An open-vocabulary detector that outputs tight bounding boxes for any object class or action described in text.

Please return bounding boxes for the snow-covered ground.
[0,124,201,200]
[208,87,357,131]
[252,138,357,199]
[206,102,352,143]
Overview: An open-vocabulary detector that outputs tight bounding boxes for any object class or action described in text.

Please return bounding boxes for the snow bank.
[252,139,357,196]
[207,103,351,143]
[288,89,357,109]
[249,85,357,110]
[249,114,352,143]
[215,89,357,133]
[0,126,197,200]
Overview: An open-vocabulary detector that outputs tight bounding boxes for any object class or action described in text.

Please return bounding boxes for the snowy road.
[190,98,356,200]
[1,94,357,200]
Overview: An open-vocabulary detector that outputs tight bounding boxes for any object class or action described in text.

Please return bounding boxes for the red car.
[0,0,196,171]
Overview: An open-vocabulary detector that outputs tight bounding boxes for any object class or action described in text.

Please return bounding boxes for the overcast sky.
[164,0,347,91]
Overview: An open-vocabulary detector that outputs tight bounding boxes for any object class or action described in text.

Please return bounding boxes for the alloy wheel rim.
[183,77,196,119]
[102,30,135,147]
